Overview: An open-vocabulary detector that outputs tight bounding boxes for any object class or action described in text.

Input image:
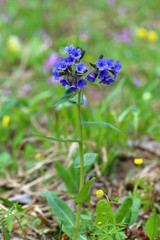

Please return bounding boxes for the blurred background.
[0,0,160,179]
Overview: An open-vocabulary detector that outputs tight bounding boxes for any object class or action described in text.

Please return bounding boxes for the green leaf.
[86,80,103,90]
[69,92,85,105]
[74,177,95,204]
[7,217,13,233]
[1,223,11,240]
[33,132,79,143]
[82,121,123,134]
[54,161,75,194]
[43,191,75,238]
[96,200,115,225]
[145,214,160,240]
[74,153,98,168]
[115,232,127,240]
[0,197,15,208]
[125,198,141,226]
[115,197,133,223]
[53,89,77,107]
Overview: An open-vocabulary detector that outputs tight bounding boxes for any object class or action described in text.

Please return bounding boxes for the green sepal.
[74,153,98,168]
[82,121,124,134]
[74,177,95,204]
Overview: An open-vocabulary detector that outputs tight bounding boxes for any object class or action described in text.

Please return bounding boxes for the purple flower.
[52,71,61,80]
[99,69,109,80]
[60,79,70,86]
[76,63,87,73]
[44,53,59,72]
[87,74,96,82]
[133,78,141,87]
[114,61,122,73]
[100,77,114,85]
[107,59,114,70]
[64,44,74,54]
[71,48,82,59]
[96,59,108,71]
[77,79,87,88]
[58,58,67,71]
[69,84,78,92]
[114,29,131,45]
[65,55,76,66]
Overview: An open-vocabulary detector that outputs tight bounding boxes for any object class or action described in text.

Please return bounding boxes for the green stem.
[14,215,27,240]
[73,90,84,240]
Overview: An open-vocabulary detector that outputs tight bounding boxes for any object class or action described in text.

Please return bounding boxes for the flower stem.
[73,90,84,240]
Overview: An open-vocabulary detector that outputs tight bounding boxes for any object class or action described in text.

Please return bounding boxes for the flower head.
[64,44,74,54]
[69,84,78,92]
[65,55,76,66]
[77,79,87,88]
[35,153,41,159]
[96,59,108,71]
[60,79,70,86]
[87,74,96,82]
[134,158,143,165]
[71,48,82,59]
[2,115,10,128]
[76,63,87,73]
[96,189,104,198]
[137,28,147,39]
[147,31,158,42]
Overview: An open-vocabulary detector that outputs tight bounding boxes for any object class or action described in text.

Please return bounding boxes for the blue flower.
[52,71,61,80]
[98,70,109,80]
[96,59,108,71]
[87,74,96,82]
[77,79,87,88]
[58,57,67,70]
[71,48,82,59]
[65,55,76,66]
[60,79,70,86]
[99,77,114,85]
[64,44,74,54]
[76,63,87,73]
[69,84,78,92]
[114,61,122,73]
[107,59,114,70]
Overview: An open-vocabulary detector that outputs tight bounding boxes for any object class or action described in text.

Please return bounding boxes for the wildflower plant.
[36,45,122,240]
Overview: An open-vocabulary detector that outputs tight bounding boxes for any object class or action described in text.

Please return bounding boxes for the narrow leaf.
[53,89,77,107]
[33,132,79,143]
[115,197,133,223]
[82,121,123,134]
[125,198,141,226]
[7,217,13,233]
[86,80,103,90]
[145,214,160,240]
[96,200,115,225]
[43,191,75,238]
[1,223,11,240]
[74,177,95,204]
[74,153,98,168]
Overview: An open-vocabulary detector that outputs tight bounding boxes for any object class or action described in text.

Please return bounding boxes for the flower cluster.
[52,44,122,92]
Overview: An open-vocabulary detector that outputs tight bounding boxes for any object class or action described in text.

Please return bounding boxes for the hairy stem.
[73,90,84,240]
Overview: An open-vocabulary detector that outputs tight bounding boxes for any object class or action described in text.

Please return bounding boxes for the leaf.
[115,197,133,223]
[53,89,77,107]
[69,92,85,105]
[145,214,160,240]
[115,232,127,240]
[7,217,13,233]
[125,198,141,226]
[86,80,103,90]
[96,200,115,225]
[74,177,95,204]
[82,121,124,134]
[1,223,11,240]
[0,197,15,208]
[54,161,75,194]
[74,153,98,168]
[33,132,79,143]
[43,191,75,238]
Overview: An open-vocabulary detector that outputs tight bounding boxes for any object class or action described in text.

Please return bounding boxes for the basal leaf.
[115,196,133,223]
[53,89,77,107]
[74,153,98,168]
[43,191,75,238]
[74,177,95,204]
[96,200,115,225]
[82,121,123,134]
[145,214,160,240]
[33,132,79,143]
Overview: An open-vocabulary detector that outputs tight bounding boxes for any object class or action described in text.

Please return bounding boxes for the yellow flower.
[98,221,102,225]
[35,153,41,159]
[96,189,104,198]
[137,28,147,39]
[2,115,10,128]
[134,158,143,165]
[7,35,21,53]
[147,31,158,42]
